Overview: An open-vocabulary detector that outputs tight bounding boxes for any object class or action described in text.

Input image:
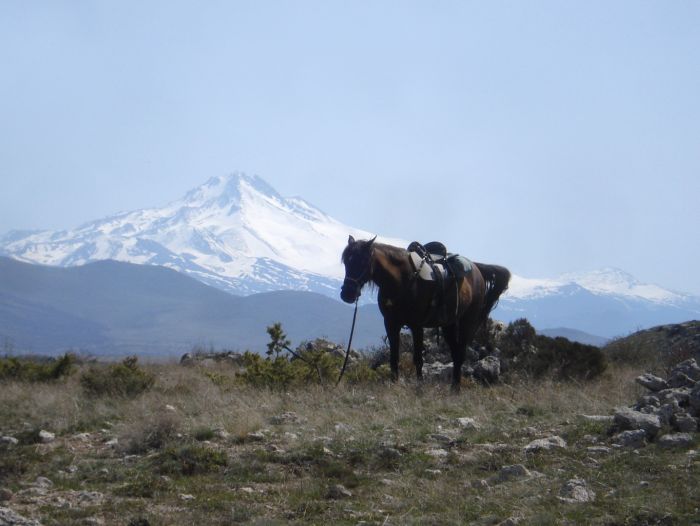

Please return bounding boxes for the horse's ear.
[348,235,355,244]
[368,235,377,246]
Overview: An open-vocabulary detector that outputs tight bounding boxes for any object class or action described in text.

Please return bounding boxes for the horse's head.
[340,235,376,303]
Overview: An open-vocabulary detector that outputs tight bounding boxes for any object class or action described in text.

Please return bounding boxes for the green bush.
[0,353,75,382]
[154,444,228,476]
[500,318,607,380]
[80,356,155,397]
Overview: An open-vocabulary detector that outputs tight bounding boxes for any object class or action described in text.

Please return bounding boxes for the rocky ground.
[1,344,699,524]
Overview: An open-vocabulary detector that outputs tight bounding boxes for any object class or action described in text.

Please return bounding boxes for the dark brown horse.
[340,236,510,391]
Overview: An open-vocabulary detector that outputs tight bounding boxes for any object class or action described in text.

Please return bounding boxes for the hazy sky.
[1,2,699,294]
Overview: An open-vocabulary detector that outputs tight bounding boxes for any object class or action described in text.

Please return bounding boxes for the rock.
[425,448,449,458]
[613,430,647,449]
[524,436,567,453]
[669,359,700,384]
[246,431,266,442]
[0,507,43,526]
[422,362,453,383]
[668,372,696,389]
[473,356,501,385]
[34,477,53,489]
[429,433,455,446]
[672,413,698,433]
[586,446,612,454]
[164,404,177,413]
[0,437,18,447]
[635,373,668,392]
[657,402,681,426]
[74,491,104,505]
[455,417,480,430]
[657,433,694,449]
[104,438,118,448]
[689,384,700,416]
[213,428,230,440]
[269,412,300,425]
[657,388,691,406]
[326,484,352,499]
[613,408,661,438]
[333,423,352,433]
[558,478,596,503]
[38,430,54,444]
[179,493,195,501]
[634,394,661,411]
[492,464,531,484]
[471,479,489,489]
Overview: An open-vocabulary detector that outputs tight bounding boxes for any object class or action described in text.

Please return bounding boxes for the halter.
[342,248,373,299]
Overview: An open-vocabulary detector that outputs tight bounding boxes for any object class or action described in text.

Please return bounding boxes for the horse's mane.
[373,242,407,264]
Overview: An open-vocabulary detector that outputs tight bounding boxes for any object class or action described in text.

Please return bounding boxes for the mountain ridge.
[1,173,699,338]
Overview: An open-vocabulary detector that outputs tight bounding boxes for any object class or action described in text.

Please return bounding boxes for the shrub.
[0,353,75,382]
[80,356,155,397]
[122,412,180,454]
[154,444,228,476]
[500,318,607,380]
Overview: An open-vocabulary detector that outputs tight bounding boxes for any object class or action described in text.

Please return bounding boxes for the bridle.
[342,248,373,300]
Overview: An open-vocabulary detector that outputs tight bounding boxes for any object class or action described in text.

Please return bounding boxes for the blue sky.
[1,2,699,294]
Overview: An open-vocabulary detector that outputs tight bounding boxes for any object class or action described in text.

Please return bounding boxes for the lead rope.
[336,298,359,386]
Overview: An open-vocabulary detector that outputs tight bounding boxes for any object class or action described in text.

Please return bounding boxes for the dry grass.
[0,361,697,525]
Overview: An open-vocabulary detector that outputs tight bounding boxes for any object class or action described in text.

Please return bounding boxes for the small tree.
[266,322,291,359]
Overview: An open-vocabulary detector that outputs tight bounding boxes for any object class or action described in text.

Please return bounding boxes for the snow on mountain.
[0,173,403,295]
[506,268,690,306]
[1,172,698,338]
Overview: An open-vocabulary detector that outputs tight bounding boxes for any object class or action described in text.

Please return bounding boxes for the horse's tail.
[474,263,511,324]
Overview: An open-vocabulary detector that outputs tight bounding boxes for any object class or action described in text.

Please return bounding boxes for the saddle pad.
[409,252,473,281]
[409,251,448,281]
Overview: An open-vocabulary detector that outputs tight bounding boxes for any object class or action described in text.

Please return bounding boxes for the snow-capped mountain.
[0,173,402,295]
[495,269,700,338]
[1,172,698,338]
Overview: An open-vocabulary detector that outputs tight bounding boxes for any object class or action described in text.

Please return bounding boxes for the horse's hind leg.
[410,326,424,382]
[442,324,464,392]
[385,320,402,382]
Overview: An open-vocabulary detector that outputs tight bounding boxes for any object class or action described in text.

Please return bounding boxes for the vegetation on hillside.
[0,321,697,525]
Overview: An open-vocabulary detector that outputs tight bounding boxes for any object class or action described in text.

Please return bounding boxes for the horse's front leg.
[410,326,424,382]
[385,320,402,382]
[443,324,464,392]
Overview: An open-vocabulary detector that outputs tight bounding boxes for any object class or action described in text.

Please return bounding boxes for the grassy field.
[1,359,698,525]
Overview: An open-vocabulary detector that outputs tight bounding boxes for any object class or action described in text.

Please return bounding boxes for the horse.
[340,235,511,391]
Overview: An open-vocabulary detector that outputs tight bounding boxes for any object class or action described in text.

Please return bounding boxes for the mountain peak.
[181,172,281,209]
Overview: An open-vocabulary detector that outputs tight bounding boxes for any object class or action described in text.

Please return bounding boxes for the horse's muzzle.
[340,282,358,304]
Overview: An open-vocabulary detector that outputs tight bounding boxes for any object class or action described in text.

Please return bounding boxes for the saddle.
[407,241,473,326]
[407,241,473,282]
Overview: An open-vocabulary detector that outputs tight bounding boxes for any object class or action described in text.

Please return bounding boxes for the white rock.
[657,433,694,449]
[38,430,55,443]
[524,435,567,453]
[558,478,596,503]
[456,417,480,430]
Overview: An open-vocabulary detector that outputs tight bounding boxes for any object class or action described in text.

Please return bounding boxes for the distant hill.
[603,320,700,365]
[538,327,609,347]
[0,257,386,357]
[3,173,698,338]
